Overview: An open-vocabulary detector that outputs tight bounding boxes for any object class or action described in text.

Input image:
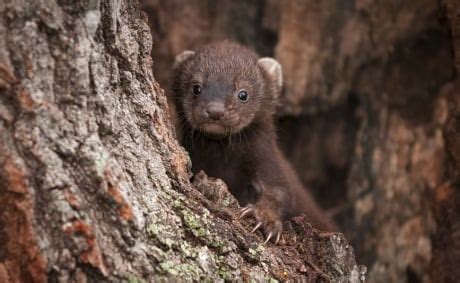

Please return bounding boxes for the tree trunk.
[431,1,460,282]
[0,1,361,282]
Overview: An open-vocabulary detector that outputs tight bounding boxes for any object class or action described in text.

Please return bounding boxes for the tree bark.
[0,1,362,282]
[431,1,460,282]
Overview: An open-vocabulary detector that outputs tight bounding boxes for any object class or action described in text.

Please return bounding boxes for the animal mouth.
[200,122,228,135]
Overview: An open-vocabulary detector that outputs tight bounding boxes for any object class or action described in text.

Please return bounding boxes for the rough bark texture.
[431,1,460,282]
[145,0,458,282]
[0,0,362,282]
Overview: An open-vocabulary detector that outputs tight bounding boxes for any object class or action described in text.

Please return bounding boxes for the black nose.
[205,103,225,120]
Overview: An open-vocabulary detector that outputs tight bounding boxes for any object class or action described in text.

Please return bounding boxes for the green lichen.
[126,275,145,283]
[94,151,109,176]
[218,266,231,279]
[172,199,183,209]
[158,261,178,276]
[158,260,203,277]
[159,189,173,202]
[146,222,177,249]
[146,222,165,236]
[150,246,167,260]
[209,238,225,251]
[220,194,237,208]
[256,244,266,253]
[179,242,200,258]
[245,244,267,263]
[182,209,208,238]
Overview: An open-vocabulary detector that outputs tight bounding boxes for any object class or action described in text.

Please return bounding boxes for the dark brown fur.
[173,42,336,240]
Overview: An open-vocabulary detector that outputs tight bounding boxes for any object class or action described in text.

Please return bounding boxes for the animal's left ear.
[258,57,282,89]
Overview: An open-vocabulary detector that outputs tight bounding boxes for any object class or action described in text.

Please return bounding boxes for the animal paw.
[238,204,283,244]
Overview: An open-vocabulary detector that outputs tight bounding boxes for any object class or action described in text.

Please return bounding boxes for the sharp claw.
[241,206,250,212]
[275,232,281,245]
[251,222,263,233]
[238,207,252,219]
[239,207,251,214]
[264,232,273,244]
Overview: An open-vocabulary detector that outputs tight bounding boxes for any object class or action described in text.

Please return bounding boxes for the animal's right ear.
[174,50,195,69]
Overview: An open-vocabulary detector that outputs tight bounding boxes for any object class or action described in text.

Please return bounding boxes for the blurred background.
[143,1,459,282]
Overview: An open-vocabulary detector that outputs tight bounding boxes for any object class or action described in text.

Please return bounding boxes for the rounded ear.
[174,50,195,69]
[257,57,283,89]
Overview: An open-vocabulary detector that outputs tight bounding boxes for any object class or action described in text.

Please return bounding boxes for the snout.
[204,102,225,121]
[188,101,243,135]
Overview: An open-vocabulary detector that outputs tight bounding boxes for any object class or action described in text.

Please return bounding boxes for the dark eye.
[193,85,202,96]
[237,90,249,102]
